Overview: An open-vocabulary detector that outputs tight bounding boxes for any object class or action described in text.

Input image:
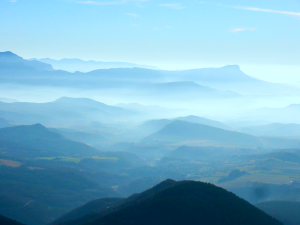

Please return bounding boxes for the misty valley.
[1,51,300,225]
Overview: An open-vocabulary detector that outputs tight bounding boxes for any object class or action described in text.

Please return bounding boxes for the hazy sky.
[1,0,300,83]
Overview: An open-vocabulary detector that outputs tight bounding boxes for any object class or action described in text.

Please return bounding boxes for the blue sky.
[1,0,300,83]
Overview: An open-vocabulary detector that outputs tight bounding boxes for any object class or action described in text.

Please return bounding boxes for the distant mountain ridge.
[0,51,53,71]
[2,51,298,97]
[33,58,159,72]
[162,65,256,83]
[0,97,136,126]
[162,65,300,95]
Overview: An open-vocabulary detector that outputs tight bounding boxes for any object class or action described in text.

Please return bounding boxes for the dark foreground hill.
[55,179,282,225]
[0,214,24,225]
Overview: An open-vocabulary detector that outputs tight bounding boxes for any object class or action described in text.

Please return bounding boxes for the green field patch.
[60,157,81,163]
[36,157,56,160]
[36,157,81,163]
[90,156,119,161]
[36,156,119,162]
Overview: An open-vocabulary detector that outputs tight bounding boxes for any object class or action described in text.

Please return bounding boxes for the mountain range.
[1,51,298,98]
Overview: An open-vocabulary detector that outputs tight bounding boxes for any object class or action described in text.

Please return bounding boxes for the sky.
[1,0,300,83]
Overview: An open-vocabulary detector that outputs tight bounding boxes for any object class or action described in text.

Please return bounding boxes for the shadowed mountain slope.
[0,124,101,157]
